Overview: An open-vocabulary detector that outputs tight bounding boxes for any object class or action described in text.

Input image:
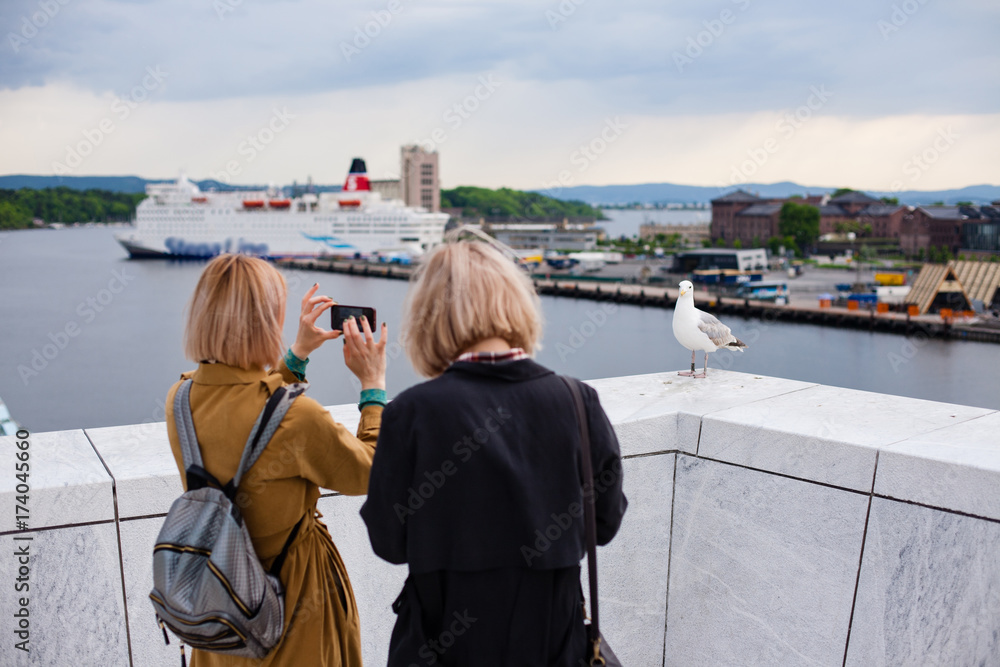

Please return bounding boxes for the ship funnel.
[343,158,370,192]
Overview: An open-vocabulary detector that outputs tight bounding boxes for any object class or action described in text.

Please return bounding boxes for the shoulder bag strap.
[559,376,602,652]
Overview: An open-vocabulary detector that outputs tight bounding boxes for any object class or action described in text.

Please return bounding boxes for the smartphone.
[330,305,376,332]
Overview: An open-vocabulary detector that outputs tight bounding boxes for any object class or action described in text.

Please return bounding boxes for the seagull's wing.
[696,309,737,347]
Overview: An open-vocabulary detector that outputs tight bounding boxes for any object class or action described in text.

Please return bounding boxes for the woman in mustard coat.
[164,254,388,666]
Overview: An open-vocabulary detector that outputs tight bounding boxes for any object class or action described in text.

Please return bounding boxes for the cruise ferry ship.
[115,159,449,259]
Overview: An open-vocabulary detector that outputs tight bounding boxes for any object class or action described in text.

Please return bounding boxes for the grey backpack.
[149,379,306,660]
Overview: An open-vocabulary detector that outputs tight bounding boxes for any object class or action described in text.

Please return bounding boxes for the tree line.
[0,187,146,229]
[441,186,605,221]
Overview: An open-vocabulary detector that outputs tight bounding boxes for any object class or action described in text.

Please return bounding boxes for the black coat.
[360,359,627,666]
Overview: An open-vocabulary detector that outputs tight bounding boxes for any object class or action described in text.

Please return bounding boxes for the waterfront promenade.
[2,370,999,665]
[277,258,1000,343]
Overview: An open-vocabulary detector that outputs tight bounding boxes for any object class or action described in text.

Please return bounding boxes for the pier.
[277,257,414,280]
[277,258,1000,344]
[534,279,1000,343]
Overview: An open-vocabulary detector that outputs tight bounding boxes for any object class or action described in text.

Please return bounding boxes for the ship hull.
[115,224,445,260]
[117,238,170,259]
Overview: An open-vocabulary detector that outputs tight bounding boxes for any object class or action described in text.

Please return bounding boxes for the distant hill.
[0,175,159,193]
[2,174,997,207]
[532,181,1000,207]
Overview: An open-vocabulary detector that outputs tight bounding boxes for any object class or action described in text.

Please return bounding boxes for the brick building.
[730,203,782,244]
[827,191,878,215]
[709,191,779,245]
[710,190,906,247]
[713,189,999,256]
[899,207,962,255]
[901,205,1000,255]
[817,205,854,236]
[857,203,908,239]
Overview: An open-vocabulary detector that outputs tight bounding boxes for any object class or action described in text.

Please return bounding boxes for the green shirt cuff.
[284,348,308,381]
[358,388,387,411]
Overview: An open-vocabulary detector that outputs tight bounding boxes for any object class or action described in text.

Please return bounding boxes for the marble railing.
[2,370,999,666]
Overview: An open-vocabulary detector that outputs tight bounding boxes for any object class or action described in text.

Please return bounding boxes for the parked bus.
[736,280,789,304]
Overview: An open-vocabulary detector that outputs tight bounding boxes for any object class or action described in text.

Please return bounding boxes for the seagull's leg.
[694,352,708,378]
[678,350,697,376]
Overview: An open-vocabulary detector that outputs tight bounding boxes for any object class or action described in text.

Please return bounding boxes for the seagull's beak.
[680,289,687,295]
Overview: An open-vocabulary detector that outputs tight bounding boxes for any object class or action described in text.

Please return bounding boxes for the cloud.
[0,0,997,189]
[2,0,998,114]
[1,76,994,192]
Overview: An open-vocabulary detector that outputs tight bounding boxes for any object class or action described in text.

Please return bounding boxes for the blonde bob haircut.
[184,254,287,369]
[403,241,543,377]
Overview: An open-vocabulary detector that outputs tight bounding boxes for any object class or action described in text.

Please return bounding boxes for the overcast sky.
[1,0,997,191]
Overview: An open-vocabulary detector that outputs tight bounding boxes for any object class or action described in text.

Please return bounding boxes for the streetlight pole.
[848,231,858,284]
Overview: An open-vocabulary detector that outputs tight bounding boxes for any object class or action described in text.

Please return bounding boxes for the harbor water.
[1,226,997,433]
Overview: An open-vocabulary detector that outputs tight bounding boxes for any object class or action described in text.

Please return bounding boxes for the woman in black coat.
[360,240,627,666]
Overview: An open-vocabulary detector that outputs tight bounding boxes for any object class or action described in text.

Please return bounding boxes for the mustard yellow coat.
[165,361,382,667]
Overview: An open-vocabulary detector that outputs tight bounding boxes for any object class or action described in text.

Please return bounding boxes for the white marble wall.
[1,370,997,666]
[665,455,867,665]
[846,498,1000,666]
[0,522,129,666]
[0,429,127,666]
[592,452,675,666]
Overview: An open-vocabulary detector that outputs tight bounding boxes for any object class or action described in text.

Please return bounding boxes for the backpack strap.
[269,514,304,577]
[230,382,307,491]
[173,380,205,471]
[175,379,234,492]
[231,382,308,565]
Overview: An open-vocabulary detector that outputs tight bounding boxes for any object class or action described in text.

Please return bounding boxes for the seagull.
[672,280,747,378]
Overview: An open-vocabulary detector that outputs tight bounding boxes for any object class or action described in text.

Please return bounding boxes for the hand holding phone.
[331,305,376,332]
[340,308,387,391]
